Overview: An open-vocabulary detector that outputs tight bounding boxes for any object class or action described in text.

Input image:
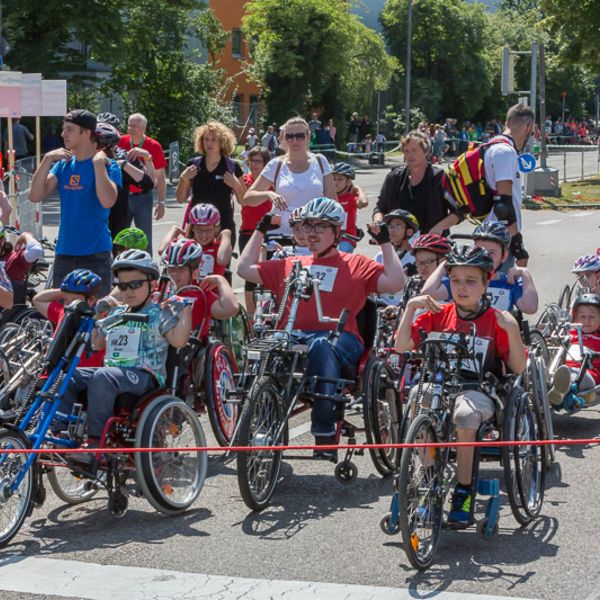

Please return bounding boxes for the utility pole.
[404,0,413,134]
[539,43,547,168]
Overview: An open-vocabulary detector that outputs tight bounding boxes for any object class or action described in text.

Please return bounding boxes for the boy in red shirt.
[395,245,526,523]
[33,269,105,367]
[548,293,600,412]
[331,163,368,253]
[160,238,238,338]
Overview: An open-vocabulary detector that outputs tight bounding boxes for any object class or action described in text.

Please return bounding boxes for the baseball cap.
[64,109,97,132]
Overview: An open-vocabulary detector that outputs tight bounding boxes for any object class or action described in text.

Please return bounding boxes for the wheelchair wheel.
[363,357,402,476]
[236,375,285,511]
[135,395,207,515]
[398,413,443,570]
[557,284,572,311]
[503,387,546,526]
[204,342,239,446]
[0,427,34,547]
[46,464,99,505]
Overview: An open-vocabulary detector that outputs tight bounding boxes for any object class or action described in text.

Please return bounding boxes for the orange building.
[209,0,262,130]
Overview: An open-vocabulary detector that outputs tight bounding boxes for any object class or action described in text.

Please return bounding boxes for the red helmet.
[411,233,451,256]
[161,238,203,268]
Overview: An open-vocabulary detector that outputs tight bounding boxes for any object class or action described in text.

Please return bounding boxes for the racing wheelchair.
[228,260,402,511]
[380,329,546,570]
[0,300,207,547]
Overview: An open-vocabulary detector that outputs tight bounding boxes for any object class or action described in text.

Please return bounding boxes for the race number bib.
[107,323,142,361]
[309,266,338,293]
[379,292,402,306]
[488,287,511,311]
[199,254,215,277]
[567,343,582,362]
[462,337,491,374]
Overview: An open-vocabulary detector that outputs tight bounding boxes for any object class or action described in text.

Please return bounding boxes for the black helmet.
[472,221,511,249]
[383,209,419,232]
[95,122,120,149]
[446,245,495,274]
[332,162,355,180]
[97,112,121,130]
[572,293,600,313]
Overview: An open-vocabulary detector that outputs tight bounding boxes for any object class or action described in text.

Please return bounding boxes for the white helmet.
[161,238,203,268]
[300,197,345,226]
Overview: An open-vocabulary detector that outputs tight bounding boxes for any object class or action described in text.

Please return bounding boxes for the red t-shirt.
[176,288,218,339]
[412,303,512,377]
[565,329,600,384]
[117,134,166,193]
[1,249,31,282]
[47,301,105,367]
[198,241,226,277]
[241,173,272,232]
[257,251,383,343]
[337,190,359,239]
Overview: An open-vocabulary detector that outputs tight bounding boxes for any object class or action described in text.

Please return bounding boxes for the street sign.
[518,153,536,173]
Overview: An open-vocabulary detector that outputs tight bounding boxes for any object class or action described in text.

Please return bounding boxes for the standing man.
[117,113,166,254]
[483,103,534,267]
[29,109,121,297]
[261,125,278,157]
[3,118,34,160]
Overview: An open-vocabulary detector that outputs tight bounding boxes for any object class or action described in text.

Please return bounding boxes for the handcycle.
[0,300,207,546]
[228,260,397,511]
[380,329,546,570]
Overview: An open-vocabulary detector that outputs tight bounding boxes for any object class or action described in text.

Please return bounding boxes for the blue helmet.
[60,269,102,295]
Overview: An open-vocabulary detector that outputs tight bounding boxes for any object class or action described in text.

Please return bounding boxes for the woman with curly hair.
[176,120,246,244]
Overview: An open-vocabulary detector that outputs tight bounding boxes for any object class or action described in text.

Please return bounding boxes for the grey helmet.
[112,249,159,280]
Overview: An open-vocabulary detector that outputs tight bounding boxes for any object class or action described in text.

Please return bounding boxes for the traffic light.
[501,47,516,96]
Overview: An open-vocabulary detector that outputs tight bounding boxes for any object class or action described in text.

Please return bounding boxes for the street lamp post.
[404,0,413,134]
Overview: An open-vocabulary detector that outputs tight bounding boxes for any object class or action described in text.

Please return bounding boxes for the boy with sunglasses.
[239,197,404,458]
[61,250,192,469]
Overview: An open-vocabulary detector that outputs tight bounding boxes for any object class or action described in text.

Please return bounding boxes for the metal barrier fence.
[10,156,43,240]
[546,145,600,183]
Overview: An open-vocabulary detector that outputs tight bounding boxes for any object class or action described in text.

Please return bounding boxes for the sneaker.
[561,392,586,414]
[65,438,102,472]
[312,435,338,463]
[447,485,472,524]
[548,365,572,407]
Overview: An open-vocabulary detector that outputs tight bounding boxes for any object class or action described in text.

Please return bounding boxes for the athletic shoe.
[448,485,472,523]
[548,365,572,406]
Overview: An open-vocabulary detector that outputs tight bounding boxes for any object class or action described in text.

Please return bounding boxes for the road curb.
[523,201,600,211]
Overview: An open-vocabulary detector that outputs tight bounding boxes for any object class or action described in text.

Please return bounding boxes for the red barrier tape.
[0,438,599,455]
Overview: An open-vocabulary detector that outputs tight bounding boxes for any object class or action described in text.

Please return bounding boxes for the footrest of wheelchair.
[477,478,499,497]
[442,517,475,530]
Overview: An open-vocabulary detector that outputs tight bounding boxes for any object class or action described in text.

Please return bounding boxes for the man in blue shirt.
[29,109,122,297]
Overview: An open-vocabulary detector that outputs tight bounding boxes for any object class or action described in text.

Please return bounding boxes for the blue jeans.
[128,191,154,255]
[59,367,157,438]
[291,331,364,437]
[337,240,355,253]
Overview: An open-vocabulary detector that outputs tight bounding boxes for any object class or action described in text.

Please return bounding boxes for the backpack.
[442,137,514,220]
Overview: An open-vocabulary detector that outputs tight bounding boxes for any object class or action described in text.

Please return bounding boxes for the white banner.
[0,71,23,117]
[41,79,67,117]
[21,73,43,116]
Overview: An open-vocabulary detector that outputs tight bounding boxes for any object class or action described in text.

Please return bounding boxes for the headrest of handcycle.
[64,299,95,317]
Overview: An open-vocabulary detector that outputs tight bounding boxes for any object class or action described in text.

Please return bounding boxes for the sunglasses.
[116,279,149,291]
[285,132,307,141]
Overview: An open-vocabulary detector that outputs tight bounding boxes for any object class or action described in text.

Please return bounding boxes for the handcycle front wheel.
[398,413,443,571]
[363,357,402,476]
[236,376,286,512]
[0,427,35,547]
[503,387,546,526]
[46,462,100,505]
[134,395,208,515]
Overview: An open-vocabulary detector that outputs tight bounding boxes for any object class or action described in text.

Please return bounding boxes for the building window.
[232,94,244,124]
[232,29,243,59]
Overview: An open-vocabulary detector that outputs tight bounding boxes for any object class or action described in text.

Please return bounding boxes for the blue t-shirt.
[51,156,122,256]
[442,272,523,312]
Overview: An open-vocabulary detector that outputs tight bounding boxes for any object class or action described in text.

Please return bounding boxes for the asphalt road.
[2,167,600,600]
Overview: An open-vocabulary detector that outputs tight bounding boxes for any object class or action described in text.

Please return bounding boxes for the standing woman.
[374,130,460,235]
[243,117,337,236]
[176,121,246,246]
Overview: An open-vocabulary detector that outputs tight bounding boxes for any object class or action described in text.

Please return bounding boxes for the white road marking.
[289,420,311,440]
[0,556,542,600]
[537,219,562,226]
[572,212,591,218]
[159,221,178,225]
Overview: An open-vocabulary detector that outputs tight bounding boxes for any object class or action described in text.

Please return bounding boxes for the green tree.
[242,0,398,128]
[380,0,494,122]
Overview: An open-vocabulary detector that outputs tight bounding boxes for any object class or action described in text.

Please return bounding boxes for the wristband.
[256,213,279,235]
[368,222,391,245]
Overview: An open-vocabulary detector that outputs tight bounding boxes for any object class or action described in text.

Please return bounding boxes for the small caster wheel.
[477,518,498,540]
[334,460,358,484]
[108,492,128,518]
[380,512,400,535]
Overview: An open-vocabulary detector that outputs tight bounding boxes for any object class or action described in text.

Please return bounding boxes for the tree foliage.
[242,0,398,126]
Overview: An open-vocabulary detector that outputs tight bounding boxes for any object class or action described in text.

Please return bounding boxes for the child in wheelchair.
[158,203,232,278]
[571,254,600,296]
[548,293,600,412]
[423,222,538,314]
[33,269,105,367]
[160,237,238,336]
[59,250,193,469]
[395,245,526,523]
